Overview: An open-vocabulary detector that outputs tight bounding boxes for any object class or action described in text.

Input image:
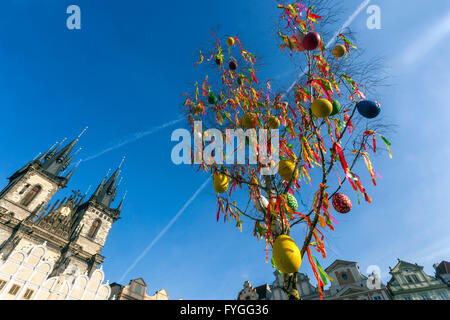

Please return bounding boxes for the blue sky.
[0,0,449,299]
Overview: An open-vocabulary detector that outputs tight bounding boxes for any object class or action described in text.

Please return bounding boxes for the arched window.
[19,184,30,195]
[88,219,101,238]
[20,185,41,207]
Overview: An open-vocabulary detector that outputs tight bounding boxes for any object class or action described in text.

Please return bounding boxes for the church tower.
[0,130,126,278]
[0,129,86,222]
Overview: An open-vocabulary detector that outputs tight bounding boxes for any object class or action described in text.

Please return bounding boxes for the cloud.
[400,11,450,66]
[83,118,184,162]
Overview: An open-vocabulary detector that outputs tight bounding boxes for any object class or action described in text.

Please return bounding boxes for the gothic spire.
[41,127,87,176]
[91,169,110,199]
[64,159,82,184]
[35,141,59,165]
[117,190,127,212]
[90,157,125,208]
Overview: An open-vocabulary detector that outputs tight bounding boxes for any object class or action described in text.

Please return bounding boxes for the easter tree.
[181,2,391,300]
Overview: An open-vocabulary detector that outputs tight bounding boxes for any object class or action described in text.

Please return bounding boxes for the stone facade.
[0,242,110,300]
[387,259,450,300]
[109,278,169,300]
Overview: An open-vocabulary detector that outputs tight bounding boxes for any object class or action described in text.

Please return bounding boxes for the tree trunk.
[264,175,301,300]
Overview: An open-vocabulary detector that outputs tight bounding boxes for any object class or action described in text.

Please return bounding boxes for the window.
[341,273,348,281]
[412,274,419,282]
[135,284,142,294]
[87,219,101,238]
[404,296,412,300]
[19,184,30,195]
[23,289,34,300]
[405,275,414,283]
[421,294,430,300]
[8,284,21,296]
[0,280,6,291]
[373,296,382,300]
[440,292,449,300]
[20,185,41,207]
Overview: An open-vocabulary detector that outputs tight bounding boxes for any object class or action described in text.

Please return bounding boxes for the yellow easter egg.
[278,160,298,182]
[226,37,235,46]
[213,174,229,194]
[311,98,333,118]
[332,44,347,58]
[273,235,302,274]
[267,116,280,129]
[240,113,257,129]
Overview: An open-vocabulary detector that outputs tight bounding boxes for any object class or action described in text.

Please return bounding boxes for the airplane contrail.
[83,118,184,162]
[399,11,450,66]
[119,176,211,282]
[282,0,372,98]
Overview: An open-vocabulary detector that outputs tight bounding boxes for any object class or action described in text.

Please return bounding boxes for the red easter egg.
[332,193,352,214]
[302,32,321,51]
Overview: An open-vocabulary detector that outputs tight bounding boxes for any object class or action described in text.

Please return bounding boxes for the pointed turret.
[42,128,86,176]
[35,141,59,165]
[116,190,127,212]
[91,169,110,199]
[63,159,82,185]
[90,157,125,208]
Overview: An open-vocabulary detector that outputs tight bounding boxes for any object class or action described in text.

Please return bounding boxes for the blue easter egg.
[356,100,381,119]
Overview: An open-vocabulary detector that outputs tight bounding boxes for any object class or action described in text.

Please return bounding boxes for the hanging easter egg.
[332,44,347,58]
[286,193,298,211]
[356,100,381,119]
[273,235,302,274]
[208,92,218,105]
[226,37,235,46]
[302,32,321,51]
[215,57,223,66]
[330,99,341,116]
[240,113,257,129]
[332,193,352,214]
[278,160,298,182]
[254,195,269,212]
[229,61,238,71]
[213,173,229,194]
[267,116,280,129]
[311,98,333,118]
